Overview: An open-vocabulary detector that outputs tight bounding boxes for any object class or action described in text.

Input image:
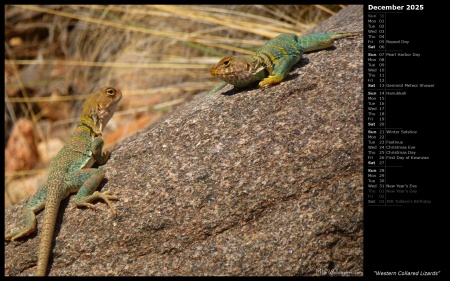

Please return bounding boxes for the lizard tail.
[36,193,61,276]
[329,31,363,39]
[300,32,361,53]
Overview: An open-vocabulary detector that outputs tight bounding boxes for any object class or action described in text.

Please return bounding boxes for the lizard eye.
[106,88,116,96]
[223,59,231,67]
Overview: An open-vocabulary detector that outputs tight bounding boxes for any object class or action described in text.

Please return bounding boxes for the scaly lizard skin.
[5,86,122,276]
[209,32,361,94]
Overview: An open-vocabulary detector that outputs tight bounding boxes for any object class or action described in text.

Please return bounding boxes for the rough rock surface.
[4,5,363,276]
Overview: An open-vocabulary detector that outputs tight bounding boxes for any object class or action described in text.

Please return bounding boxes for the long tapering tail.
[301,31,362,53]
[329,31,363,39]
[36,195,61,276]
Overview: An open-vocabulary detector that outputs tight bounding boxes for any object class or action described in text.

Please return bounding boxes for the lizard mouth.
[211,66,253,81]
[224,70,262,84]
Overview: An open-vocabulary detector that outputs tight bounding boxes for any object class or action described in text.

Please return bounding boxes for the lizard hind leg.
[71,168,118,215]
[5,184,47,241]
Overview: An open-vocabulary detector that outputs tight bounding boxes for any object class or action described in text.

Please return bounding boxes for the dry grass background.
[4,5,346,208]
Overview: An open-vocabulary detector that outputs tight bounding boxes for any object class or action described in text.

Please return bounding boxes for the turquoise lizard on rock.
[5,86,122,276]
[209,32,361,94]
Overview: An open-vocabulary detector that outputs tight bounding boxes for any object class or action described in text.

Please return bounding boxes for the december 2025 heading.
[368,4,424,11]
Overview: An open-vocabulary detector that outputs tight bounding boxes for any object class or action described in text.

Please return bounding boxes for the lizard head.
[210,55,266,86]
[84,86,122,134]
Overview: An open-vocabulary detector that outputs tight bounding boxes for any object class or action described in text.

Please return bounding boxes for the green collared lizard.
[209,32,361,94]
[5,86,122,276]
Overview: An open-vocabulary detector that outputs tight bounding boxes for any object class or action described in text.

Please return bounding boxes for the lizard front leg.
[258,56,300,88]
[92,136,110,165]
[72,136,117,213]
[208,81,228,95]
